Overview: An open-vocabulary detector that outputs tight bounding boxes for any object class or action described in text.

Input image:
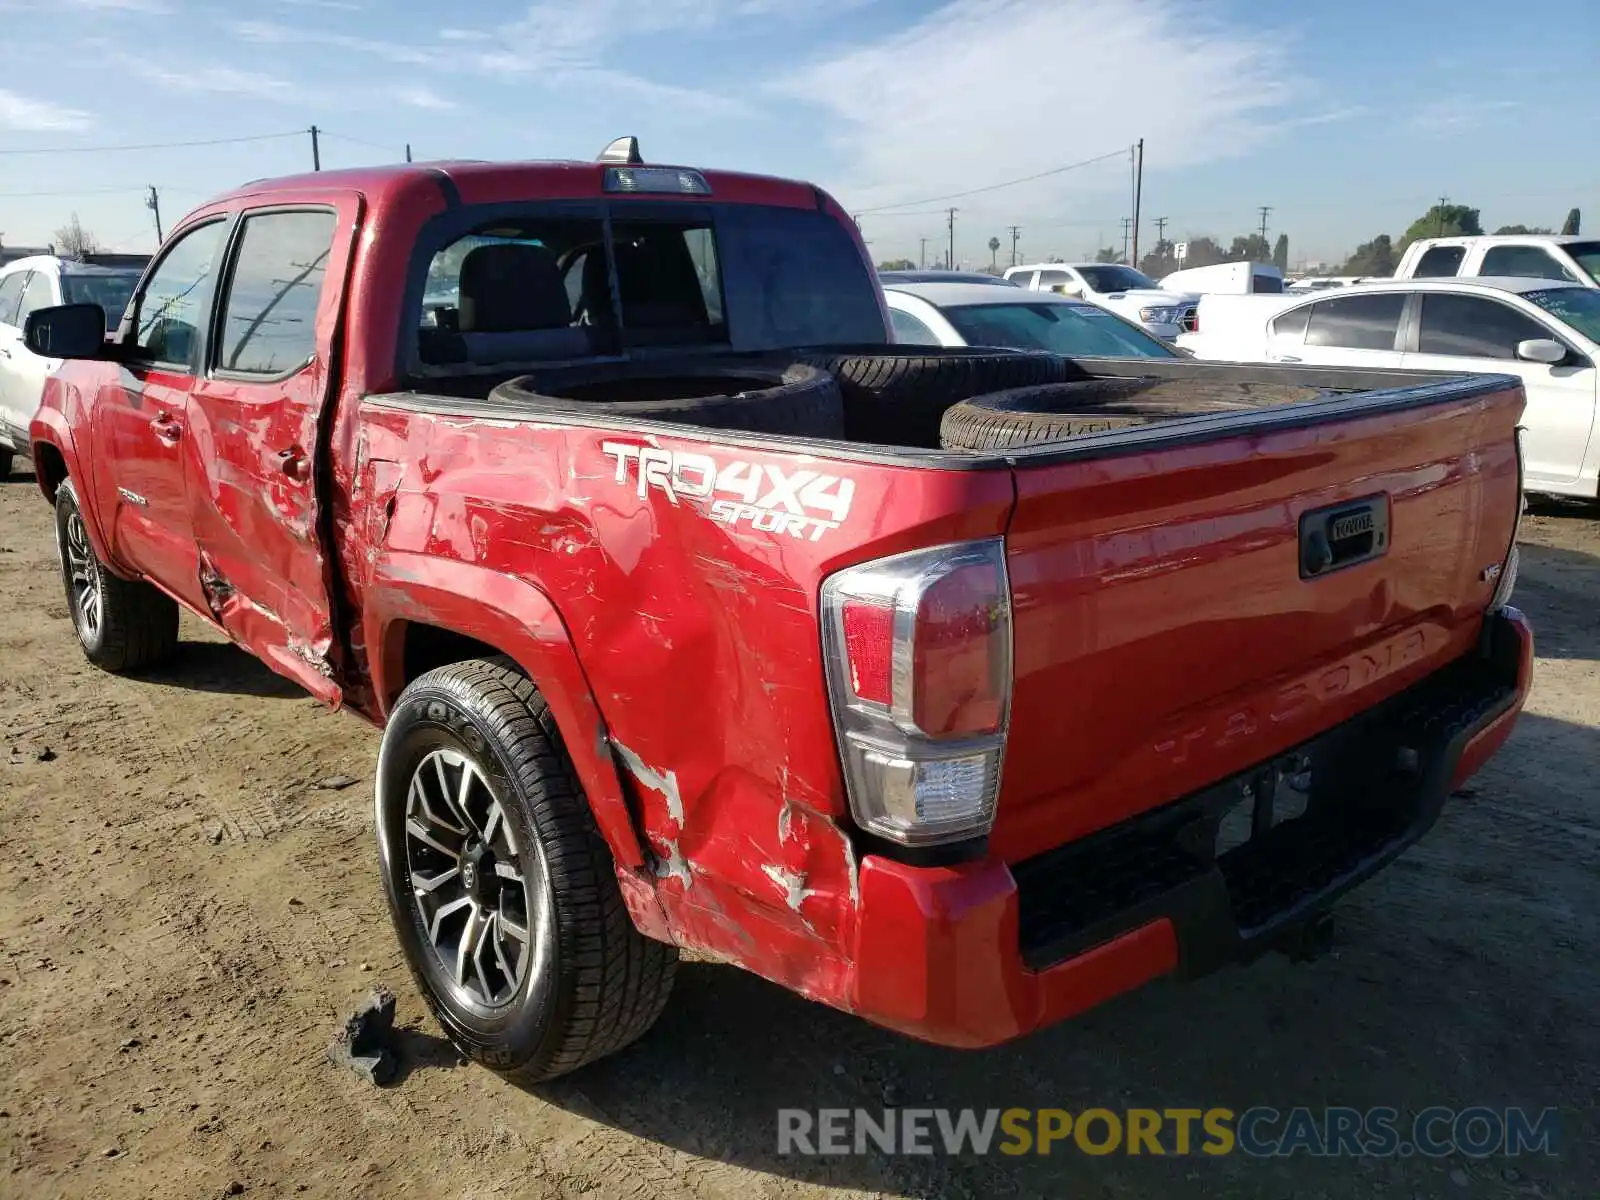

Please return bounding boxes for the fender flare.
[364,551,645,868]
[28,409,121,571]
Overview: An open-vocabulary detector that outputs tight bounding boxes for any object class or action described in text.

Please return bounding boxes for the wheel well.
[400,623,505,694]
[32,442,67,501]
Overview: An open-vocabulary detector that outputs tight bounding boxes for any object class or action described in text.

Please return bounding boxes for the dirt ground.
[1,461,1596,1200]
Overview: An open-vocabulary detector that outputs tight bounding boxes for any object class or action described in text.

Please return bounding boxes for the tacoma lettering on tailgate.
[603,443,856,542]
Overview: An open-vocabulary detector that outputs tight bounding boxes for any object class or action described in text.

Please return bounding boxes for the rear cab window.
[411,202,884,372]
[1479,245,1577,282]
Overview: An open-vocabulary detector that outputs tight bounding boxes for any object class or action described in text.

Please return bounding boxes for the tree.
[1399,203,1481,249]
[877,258,915,271]
[1562,208,1581,235]
[1177,237,1229,268]
[987,236,1001,269]
[1273,234,1289,272]
[54,213,101,259]
[1493,225,1552,236]
[1227,233,1272,263]
[1139,240,1179,280]
[1342,234,1395,276]
[1094,246,1121,263]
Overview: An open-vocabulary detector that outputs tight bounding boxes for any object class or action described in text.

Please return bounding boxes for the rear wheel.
[54,478,178,673]
[377,657,677,1082]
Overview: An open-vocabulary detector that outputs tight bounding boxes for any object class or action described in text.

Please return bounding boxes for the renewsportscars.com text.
[777,1106,1559,1159]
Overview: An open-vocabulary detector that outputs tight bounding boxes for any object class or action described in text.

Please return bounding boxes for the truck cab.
[1395,235,1600,287]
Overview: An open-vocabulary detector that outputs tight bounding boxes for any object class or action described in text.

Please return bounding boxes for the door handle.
[1272,354,1303,364]
[277,446,310,483]
[151,414,183,444]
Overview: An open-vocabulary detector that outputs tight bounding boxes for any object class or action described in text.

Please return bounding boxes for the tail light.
[820,539,1012,848]
[1489,427,1526,613]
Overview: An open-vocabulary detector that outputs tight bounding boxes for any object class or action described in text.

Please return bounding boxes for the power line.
[853,147,1130,215]
[0,130,304,156]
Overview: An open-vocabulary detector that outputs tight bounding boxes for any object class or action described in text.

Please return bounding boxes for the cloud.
[0,89,94,131]
[397,86,457,111]
[230,20,438,64]
[775,0,1294,215]
[1405,98,1520,136]
[123,59,299,100]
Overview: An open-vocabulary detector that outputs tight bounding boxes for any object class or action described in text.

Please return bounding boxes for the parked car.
[1394,235,1600,286]
[1179,277,1600,500]
[1160,261,1286,295]
[883,280,1183,358]
[0,256,141,477]
[877,269,1016,286]
[1002,262,1199,339]
[25,149,1530,1082]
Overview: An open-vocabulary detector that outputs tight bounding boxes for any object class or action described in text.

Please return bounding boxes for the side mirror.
[24,303,108,360]
[1053,285,1083,298]
[1516,338,1566,365]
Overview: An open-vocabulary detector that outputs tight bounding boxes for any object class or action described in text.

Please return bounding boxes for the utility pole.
[310,125,322,171]
[405,143,413,163]
[1120,217,1132,264]
[1131,137,1144,265]
[146,185,163,243]
[1257,205,1272,246]
[919,237,928,270]
[1436,195,1450,236]
[1155,216,1169,247]
[1008,225,1020,267]
[946,207,958,270]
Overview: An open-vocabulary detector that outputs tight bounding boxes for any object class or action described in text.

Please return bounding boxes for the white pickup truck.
[1395,235,1600,286]
[1002,262,1198,339]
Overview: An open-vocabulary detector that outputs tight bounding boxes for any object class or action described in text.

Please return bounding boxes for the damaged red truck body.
[27,154,1532,1079]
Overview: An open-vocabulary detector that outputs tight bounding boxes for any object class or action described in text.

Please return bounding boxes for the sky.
[0,0,1595,268]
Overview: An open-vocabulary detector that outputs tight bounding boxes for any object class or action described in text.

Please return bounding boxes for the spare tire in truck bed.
[487,358,845,438]
[796,346,1068,445]
[940,376,1329,451]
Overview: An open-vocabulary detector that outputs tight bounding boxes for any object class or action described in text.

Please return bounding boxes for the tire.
[488,357,844,438]
[795,346,1068,445]
[54,478,179,673]
[939,376,1325,451]
[376,656,678,1082]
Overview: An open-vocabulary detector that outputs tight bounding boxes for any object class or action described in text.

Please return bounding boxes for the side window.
[1010,270,1037,289]
[16,271,56,327]
[1270,304,1311,341]
[132,221,227,369]
[1413,246,1467,278]
[1304,293,1406,351]
[0,273,28,327]
[215,210,337,375]
[1417,293,1555,360]
[890,307,940,345]
[1479,245,1576,282]
[1038,269,1071,288]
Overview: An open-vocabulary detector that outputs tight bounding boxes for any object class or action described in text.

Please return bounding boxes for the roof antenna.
[597,136,643,165]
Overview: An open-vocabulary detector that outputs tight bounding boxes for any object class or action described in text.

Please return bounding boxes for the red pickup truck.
[25,145,1531,1082]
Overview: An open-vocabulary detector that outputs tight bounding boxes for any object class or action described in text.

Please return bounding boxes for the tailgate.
[993,377,1523,861]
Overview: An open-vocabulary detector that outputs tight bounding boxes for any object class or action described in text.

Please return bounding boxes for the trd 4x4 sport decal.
[602,443,856,542]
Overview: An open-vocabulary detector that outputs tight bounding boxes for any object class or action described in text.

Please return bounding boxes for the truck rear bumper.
[848,608,1533,1049]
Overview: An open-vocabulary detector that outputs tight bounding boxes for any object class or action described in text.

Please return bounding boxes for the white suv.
[1002,262,1199,339]
[0,256,141,476]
